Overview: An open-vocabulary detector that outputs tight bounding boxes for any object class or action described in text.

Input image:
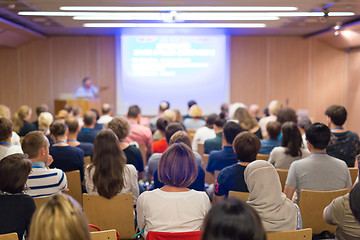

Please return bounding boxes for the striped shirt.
[26,162,67,198]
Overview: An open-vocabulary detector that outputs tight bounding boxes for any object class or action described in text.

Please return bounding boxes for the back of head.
[233,131,261,162]
[83,110,96,126]
[206,114,218,129]
[63,104,73,115]
[101,103,111,115]
[36,104,49,117]
[65,117,79,134]
[189,105,203,118]
[38,112,53,131]
[266,121,281,139]
[0,153,32,194]
[106,117,130,140]
[220,103,229,113]
[169,131,191,149]
[156,117,170,132]
[163,110,176,122]
[0,105,11,120]
[22,131,47,159]
[173,109,183,123]
[214,112,226,128]
[305,123,331,150]
[13,105,31,133]
[127,105,141,119]
[29,194,90,240]
[165,123,184,143]
[188,100,197,109]
[56,109,68,121]
[50,120,68,138]
[268,100,282,116]
[158,143,197,188]
[159,101,170,112]
[281,121,303,157]
[229,103,247,119]
[73,107,82,117]
[223,121,244,144]
[0,117,13,142]
[350,182,360,223]
[325,104,347,126]
[235,107,258,130]
[276,108,297,125]
[201,198,266,240]
[298,117,312,131]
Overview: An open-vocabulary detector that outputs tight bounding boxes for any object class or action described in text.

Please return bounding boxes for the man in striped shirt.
[22,131,67,198]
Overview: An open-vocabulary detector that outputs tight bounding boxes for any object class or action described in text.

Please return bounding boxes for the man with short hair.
[77,110,99,144]
[258,121,282,154]
[149,101,170,133]
[284,123,352,202]
[22,131,67,198]
[97,103,113,125]
[325,104,360,167]
[65,117,93,158]
[0,118,22,160]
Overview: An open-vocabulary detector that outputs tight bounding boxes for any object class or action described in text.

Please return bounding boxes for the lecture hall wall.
[0,35,359,134]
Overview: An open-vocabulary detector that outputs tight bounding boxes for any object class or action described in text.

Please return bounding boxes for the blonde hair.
[38,112,54,131]
[164,109,176,122]
[0,105,11,119]
[234,107,258,131]
[189,105,203,118]
[268,100,282,115]
[13,105,31,134]
[29,194,91,240]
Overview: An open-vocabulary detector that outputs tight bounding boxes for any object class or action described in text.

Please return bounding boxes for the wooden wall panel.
[347,50,360,134]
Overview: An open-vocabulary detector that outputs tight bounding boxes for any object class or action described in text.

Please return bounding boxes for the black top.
[77,128,99,144]
[206,146,237,173]
[215,163,248,197]
[327,131,360,167]
[49,145,85,181]
[123,145,144,172]
[253,128,263,140]
[0,194,36,240]
[153,167,205,191]
[77,142,94,158]
[19,121,36,137]
[32,120,39,130]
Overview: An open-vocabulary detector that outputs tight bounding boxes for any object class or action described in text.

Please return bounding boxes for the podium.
[54,99,101,115]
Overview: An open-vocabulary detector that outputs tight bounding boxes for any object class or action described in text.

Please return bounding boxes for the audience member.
[249,104,261,121]
[259,100,282,138]
[0,105,20,146]
[228,102,247,120]
[259,121,281,154]
[153,110,175,141]
[201,198,266,240]
[325,105,360,167]
[192,113,217,151]
[97,103,113,125]
[55,109,68,122]
[73,106,84,127]
[63,104,74,117]
[284,123,352,202]
[350,182,360,223]
[137,143,211,238]
[204,113,226,154]
[22,131,67,198]
[220,103,229,119]
[276,107,297,125]
[152,117,170,153]
[77,110,99,144]
[214,132,261,201]
[269,122,310,169]
[0,118,23,160]
[234,107,262,139]
[173,109,183,125]
[85,129,139,204]
[245,160,298,231]
[183,105,206,130]
[183,100,198,120]
[0,153,36,240]
[149,101,170,133]
[90,109,104,130]
[206,121,243,174]
[33,104,48,130]
[65,117,94,158]
[29,194,91,240]
[38,112,53,135]
[298,116,312,148]
[13,105,36,136]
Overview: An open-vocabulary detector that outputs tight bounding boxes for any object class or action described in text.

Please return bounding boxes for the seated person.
[234,107,262,139]
[152,117,170,154]
[65,117,94,158]
[204,114,226,154]
[38,112,53,136]
[13,105,36,137]
[259,121,281,155]
[22,131,67,198]
[183,105,206,130]
[0,118,23,160]
[77,110,99,144]
[191,113,217,152]
[0,105,21,146]
[214,132,261,202]
[154,131,205,191]
[206,121,243,174]
[0,154,36,240]
[33,104,48,130]
[137,143,211,238]
[49,121,85,182]
[97,103,113,125]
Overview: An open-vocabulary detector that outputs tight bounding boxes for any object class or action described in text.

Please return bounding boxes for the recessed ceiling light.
[83,23,267,28]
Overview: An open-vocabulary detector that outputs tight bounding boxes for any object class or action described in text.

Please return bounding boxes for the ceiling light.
[83,23,266,28]
[334,31,340,36]
[328,12,355,16]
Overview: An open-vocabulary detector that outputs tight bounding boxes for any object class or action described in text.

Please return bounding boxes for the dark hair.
[223,122,244,144]
[0,117,13,142]
[325,105,347,126]
[50,120,68,138]
[36,104,48,117]
[22,131,47,159]
[263,108,269,117]
[83,110,96,126]
[187,100,197,109]
[214,112,226,128]
[165,123,184,143]
[127,105,141,119]
[156,117,170,132]
[201,198,266,240]
[107,117,130,140]
[350,182,360,223]
[221,103,229,112]
[158,143,197,188]
[91,129,126,199]
[159,101,170,112]
[65,117,79,133]
[63,104,73,114]
[267,121,281,139]
[73,107,82,116]
[0,153,32,193]
[281,122,303,157]
[82,77,92,85]
[276,108,297,125]
[298,117,312,131]
[305,123,331,150]
[233,132,261,162]
[206,114,218,129]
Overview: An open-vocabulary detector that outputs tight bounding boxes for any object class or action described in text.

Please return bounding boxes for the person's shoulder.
[271,146,285,153]
[347,131,360,139]
[220,163,239,174]
[125,164,137,172]
[209,149,223,157]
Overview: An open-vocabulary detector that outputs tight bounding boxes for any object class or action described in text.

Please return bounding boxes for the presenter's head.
[82,77,93,89]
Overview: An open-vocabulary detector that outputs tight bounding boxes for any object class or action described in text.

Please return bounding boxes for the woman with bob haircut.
[0,153,35,240]
[137,143,211,238]
[85,129,139,204]
[201,198,266,240]
[29,194,90,240]
[268,121,310,170]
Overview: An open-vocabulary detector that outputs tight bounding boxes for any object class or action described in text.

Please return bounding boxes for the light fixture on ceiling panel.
[83,23,267,28]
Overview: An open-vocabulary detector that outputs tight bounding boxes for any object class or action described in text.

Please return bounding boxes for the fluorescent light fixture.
[18,11,105,16]
[83,23,266,28]
[328,12,355,16]
[61,6,298,12]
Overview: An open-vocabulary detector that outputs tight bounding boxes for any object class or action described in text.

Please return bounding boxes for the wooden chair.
[266,228,312,240]
[65,170,83,206]
[146,231,202,240]
[228,191,249,202]
[197,142,204,157]
[187,130,196,144]
[0,233,18,240]
[84,156,92,167]
[256,154,270,161]
[90,229,117,240]
[139,144,147,167]
[349,167,358,184]
[298,188,349,234]
[83,193,135,240]
[276,169,288,192]
[33,196,51,208]
[202,154,215,185]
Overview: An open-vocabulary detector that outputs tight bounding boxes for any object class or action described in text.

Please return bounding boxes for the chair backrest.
[266,228,312,240]
[228,191,249,202]
[187,130,196,144]
[146,231,202,240]
[84,156,92,167]
[256,154,270,161]
[349,167,358,184]
[276,169,288,192]
[298,188,349,234]
[0,233,18,240]
[202,154,215,185]
[197,142,204,157]
[33,196,51,208]
[90,229,117,240]
[83,193,135,239]
[65,170,83,206]
[139,144,147,167]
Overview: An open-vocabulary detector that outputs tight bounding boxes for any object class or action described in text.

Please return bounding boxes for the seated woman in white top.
[85,129,139,205]
[137,143,211,238]
[268,121,310,170]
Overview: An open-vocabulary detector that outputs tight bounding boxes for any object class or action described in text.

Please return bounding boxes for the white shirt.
[191,126,215,151]
[11,131,21,146]
[97,115,113,125]
[0,145,23,161]
[75,85,99,99]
